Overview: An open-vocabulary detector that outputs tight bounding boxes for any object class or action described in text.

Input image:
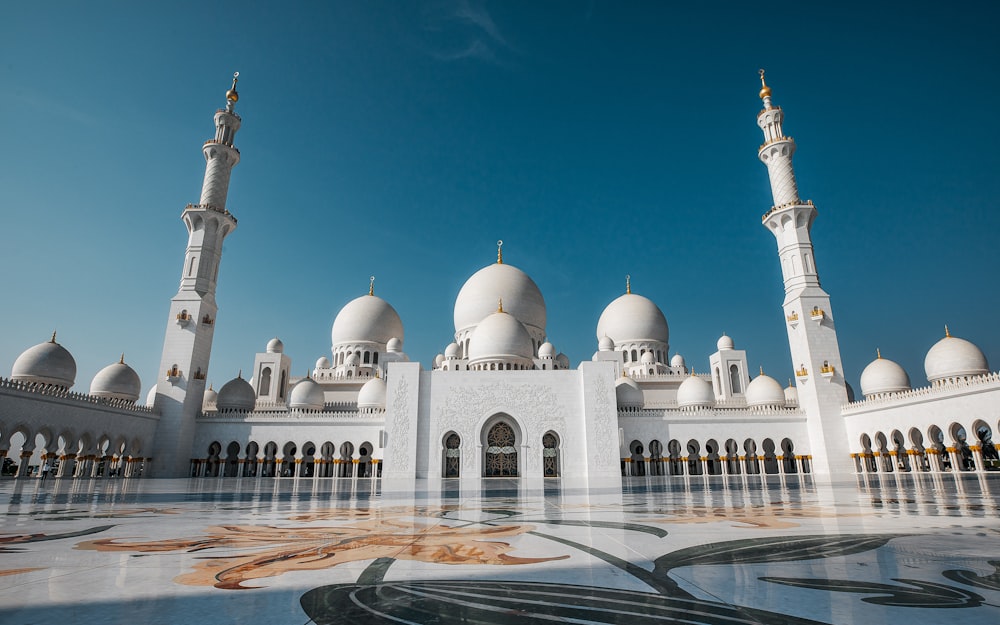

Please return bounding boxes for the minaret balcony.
[786,311,799,328]
[820,362,836,379]
[202,315,214,325]
[165,366,183,384]
[810,307,826,322]
[176,311,191,327]
[192,368,206,381]
[795,365,809,383]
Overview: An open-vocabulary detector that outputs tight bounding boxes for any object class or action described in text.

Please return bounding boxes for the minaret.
[150,74,242,477]
[757,71,851,476]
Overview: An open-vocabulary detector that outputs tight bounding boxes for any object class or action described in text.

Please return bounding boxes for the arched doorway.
[542,431,560,477]
[443,432,461,478]
[484,420,517,477]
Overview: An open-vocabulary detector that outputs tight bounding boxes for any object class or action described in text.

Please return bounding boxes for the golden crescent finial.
[759,365,764,376]
[876,347,881,359]
[226,71,240,102]
[497,240,503,264]
[369,275,375,296]
[626,274,631,295]
[237,368,243,378]
[119,353,125,364]
[50,330,57,343]
[944,324,950,337]
[758,68,772,100]
[497,297,504,313]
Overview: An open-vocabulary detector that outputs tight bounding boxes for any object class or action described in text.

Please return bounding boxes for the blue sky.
[2,1,998,398]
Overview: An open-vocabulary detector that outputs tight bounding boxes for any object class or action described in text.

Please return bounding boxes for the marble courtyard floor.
[1,473,999,624]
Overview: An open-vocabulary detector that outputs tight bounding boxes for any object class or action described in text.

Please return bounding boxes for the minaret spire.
[369,275,375,296]
[151,73,242,477]
[497,239,503,264]
[757,72,850,477]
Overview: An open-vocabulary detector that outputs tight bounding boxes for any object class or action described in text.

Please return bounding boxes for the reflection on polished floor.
[1,473,999,624]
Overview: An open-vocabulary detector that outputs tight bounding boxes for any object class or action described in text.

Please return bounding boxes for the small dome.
[468,311,534,362]
[358,375,388,410]
[316,356,331,369]
[444,342,461,358]
[640,351,655,365]
[434,353,445,367]
[783,381,798,404]
[454,262,546,337]
[202,384,218,410]
[717,334,734,351]
[597,293,669,346]
[924,333,989,383]
[860,354,911,397]
[556,353,570,369]
[331,294,404,347]
[345,352,360,366]
[615,376,644,409]
[289,377,325,411]
[216,375,255,411]
[386,337,403,353]
[145,385,158,407]
[598,335,615,352]
[677,375,714,408]
[670,353,685,368]
[11,335,77,388]
[745,372,786,408]
[538,341,556,358]
[266,337,284,353]
[89,357,141,402]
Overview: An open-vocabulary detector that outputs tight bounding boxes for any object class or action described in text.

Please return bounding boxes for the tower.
[150,74,242,477]
[757,71,851,475]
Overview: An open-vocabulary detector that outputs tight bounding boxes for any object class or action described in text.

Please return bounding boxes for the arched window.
[373,352,379,364]
[729,364,741,393]
[259,367,272,397]
[485,422,517,477]
[443,433,460,478]
[363,352,371,364]
[542,432,559,477]
[714,367,721,393]
[278,370,287,400]
[631,349,638,362]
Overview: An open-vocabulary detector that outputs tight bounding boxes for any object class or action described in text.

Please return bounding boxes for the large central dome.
[596,293,669,345]
[331,294,404,346]
[454,262,546,336]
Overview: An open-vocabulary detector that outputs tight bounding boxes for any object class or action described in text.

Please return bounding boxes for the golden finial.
[758,68,771,100]
[369,275,375,296]
[944,324,951,338]
[208,383,214,391]
[497,297,504,313]
[226,72,240,102]
[787,378,793,388]
[374,368,380,379]
[237,368,243,379]
[50,330,57,343]
[119,353,125,364]
[497,240,503,264]
[759,365,764,375]
[626,274,631,295]
[876,348,881,359]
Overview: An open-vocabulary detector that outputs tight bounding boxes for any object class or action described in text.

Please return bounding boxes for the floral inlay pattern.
[76,519,566,589]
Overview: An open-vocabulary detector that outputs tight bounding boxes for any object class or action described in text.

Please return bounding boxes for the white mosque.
[2,72,998,485]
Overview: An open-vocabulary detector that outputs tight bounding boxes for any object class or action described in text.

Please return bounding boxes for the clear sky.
[2,1,998,399]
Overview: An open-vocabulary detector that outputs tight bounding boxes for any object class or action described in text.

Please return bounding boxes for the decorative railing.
[619,404,804,419]
[843,370,1000,413]
[0,377,155,414]
[199,407,384,420]
[184,203,237,224]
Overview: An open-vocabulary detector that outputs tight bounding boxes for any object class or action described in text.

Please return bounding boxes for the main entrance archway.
[484,421,518,477]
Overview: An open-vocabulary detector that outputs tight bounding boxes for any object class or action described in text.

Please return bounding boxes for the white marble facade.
[2,74,999,484]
